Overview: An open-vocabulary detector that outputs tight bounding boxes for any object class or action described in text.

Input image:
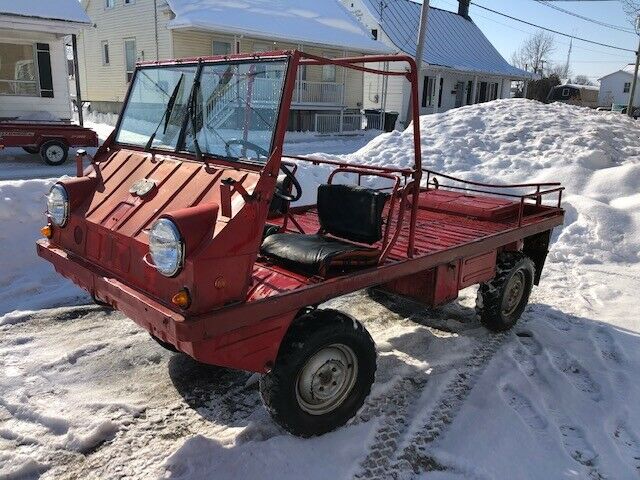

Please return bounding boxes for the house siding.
[0,29,72,120]
[79,1,367,114]
[598,71,639,107]
[78,0,172,106]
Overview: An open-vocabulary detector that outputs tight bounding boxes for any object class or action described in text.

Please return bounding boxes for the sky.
[425,0,638,82]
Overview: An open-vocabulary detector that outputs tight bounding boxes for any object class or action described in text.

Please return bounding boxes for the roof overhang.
[0,14,90,35]
[420,63,538,81]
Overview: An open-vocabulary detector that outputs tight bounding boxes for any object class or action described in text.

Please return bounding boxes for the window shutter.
[36,43,54,98]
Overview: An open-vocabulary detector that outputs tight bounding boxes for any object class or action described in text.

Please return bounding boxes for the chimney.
[458,0,470,19]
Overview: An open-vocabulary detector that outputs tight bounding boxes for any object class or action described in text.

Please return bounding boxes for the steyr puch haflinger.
[37,51,564,436]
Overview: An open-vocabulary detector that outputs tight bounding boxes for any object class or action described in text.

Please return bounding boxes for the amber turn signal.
[41,224,53,239]
[171,289,191,309]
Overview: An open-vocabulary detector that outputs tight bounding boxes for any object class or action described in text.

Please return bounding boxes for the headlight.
[47,184,69,226]
[149,218,184,277]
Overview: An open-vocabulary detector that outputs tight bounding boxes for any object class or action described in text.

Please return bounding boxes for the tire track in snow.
[612,422,640,474]
[508,329,608,480]
[355,332,507,479]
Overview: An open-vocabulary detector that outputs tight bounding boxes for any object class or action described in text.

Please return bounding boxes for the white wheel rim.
[502,270,526,316]
[295,343,358,415]
[46,145,64,162]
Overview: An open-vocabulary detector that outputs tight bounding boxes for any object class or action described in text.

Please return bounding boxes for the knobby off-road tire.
[40,140,69,166]
[476,251,535,332]
[260,309,377,437]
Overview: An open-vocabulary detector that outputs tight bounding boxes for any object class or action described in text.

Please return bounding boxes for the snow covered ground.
[1,99,640,479]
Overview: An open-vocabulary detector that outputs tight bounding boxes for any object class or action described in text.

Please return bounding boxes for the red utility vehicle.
[0,120,98,165]
[37,51,564,436]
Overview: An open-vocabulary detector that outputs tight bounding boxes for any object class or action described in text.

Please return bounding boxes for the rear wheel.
[40,140,69,166]
[260,309,376,437]
[476,252,535,332]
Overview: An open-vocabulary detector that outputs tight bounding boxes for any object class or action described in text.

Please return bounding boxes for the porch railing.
[294,80,343,105]
[314,112,383,134]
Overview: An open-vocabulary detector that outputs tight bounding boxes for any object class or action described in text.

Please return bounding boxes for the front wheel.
[40,140,69,166]
[260,309,376,437]
[476,252,535,332]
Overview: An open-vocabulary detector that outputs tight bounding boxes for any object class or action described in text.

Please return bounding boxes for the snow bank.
[0,179,87,320]
[335,99,640,265]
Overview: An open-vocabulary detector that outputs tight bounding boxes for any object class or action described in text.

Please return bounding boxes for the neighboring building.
[598,64,639,108]
[77,0,389,132]
[0,0,91,121]
[342,0,533,123]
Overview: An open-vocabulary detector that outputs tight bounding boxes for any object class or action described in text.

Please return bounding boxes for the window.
[105,0,115,8]
[124,39,136,83]
[322,51,337,82]
[624,82,631,93]
[101,41,110,66]
[0,42,38,96]
[371,29,378,40]
[421,76,434,107]
[562,88,570,98]
[212,41,231,56]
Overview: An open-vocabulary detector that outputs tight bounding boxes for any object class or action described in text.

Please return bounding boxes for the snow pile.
[166,0,388,53]
[339,99,640,264]
[0,179,87,320]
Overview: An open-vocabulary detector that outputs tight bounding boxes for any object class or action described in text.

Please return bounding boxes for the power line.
[534,0,636,33]
[470,2,637,53]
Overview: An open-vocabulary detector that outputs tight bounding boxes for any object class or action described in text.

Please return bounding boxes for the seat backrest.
[317,184,389,244]
[268,174,292,217]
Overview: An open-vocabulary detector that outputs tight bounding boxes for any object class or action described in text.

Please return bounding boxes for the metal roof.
[363,0,532,79]
[0,0,91,24]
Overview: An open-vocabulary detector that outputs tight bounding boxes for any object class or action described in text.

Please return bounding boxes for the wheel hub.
[46,146,64,162]
[502,270,525,316]
[296,344,358,415]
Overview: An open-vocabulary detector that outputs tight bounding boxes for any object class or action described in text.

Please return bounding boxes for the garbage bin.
[384,111,399,132]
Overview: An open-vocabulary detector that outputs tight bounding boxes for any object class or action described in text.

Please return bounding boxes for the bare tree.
[621,1,640,22]
[511,31,556,75]
[572,75,595,86]
[548,62,570,80]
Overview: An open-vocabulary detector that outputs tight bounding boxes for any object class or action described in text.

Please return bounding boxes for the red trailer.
[0,121,98,165]
[36,51,564,436]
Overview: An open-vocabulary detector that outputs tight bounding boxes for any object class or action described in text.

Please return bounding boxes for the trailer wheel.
[260,309,376,437]
[22,146,39,154]
[476,252,535,332]
[40,140,69,166]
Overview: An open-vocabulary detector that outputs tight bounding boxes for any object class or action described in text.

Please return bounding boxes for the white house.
[77,0,389,132]
[0,0,91,121]
[341,0,533,123]
[598,64,639,108]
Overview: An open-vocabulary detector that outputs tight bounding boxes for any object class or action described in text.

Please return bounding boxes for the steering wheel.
[225,139,269,160]
[274,163,302,202]
[224,139,302,202]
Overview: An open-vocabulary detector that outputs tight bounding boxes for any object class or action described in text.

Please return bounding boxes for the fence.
[314,112,384,134]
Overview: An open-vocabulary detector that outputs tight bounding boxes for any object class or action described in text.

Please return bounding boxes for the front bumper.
[37,239,190,344]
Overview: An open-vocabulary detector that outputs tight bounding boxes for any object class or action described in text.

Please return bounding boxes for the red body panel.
[0,122,98,149]
[36,51,565,373]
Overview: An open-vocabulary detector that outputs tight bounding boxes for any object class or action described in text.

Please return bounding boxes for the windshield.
[114,58,289,163]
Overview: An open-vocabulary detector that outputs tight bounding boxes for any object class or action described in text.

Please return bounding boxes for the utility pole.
[627,15,640,118]
[404,0,430,126]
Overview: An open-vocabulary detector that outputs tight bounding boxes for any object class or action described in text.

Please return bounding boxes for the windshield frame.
[113,54,292,167]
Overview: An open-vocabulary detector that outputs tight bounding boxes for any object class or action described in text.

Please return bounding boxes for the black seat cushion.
[261,233,380,276]
[317,184,389,244]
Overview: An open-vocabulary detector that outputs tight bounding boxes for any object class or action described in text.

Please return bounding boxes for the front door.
[455,82,465,107]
